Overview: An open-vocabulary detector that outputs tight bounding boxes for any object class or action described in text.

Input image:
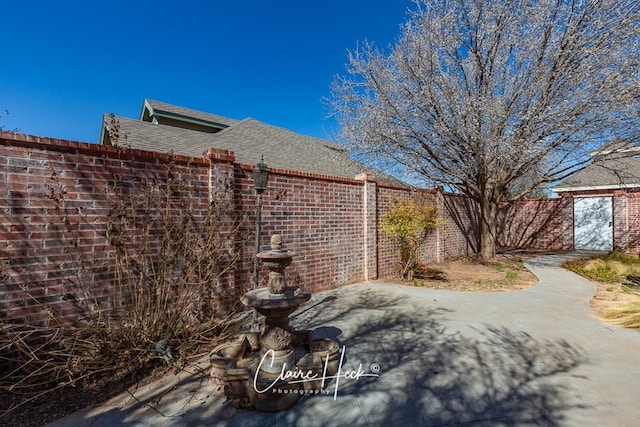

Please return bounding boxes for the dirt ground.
[0,366,165,427]
[393,253,539,292]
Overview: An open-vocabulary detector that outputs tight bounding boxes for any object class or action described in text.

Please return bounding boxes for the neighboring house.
[100,99,402,184]
[552,140,640,252]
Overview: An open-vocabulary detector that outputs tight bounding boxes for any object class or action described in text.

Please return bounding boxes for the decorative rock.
[261,326,292,351]
[270,234,283,251]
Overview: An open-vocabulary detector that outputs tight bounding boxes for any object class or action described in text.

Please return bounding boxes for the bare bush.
[0,155,247,422]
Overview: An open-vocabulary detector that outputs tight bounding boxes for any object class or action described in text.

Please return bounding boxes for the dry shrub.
[0,156,248,421]
[564,252,640,331]
[600,292,640,329]
[380,196,444,279]
[565,254,640,284]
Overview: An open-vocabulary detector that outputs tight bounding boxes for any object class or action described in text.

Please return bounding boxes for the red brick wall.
[9,131,580,327]
[498,198,567,250]
[235,166,368,292]
[441,193,478,258]
[4,133,446,326]
[0,133,236,325]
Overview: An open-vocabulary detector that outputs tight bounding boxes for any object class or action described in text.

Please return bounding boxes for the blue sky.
[1,1,411,143]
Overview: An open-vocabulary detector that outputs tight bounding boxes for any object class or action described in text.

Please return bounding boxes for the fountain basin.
[256,249,297,260]
[241,287,311,309]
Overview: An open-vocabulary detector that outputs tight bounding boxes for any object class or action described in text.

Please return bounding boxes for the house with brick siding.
[552,140,640,252]
[100,99,402,185]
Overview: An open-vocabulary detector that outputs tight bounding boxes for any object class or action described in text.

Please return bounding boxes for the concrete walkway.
[46,252,640,426]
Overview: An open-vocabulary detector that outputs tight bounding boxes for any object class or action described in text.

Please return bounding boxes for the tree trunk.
[479,193,499,260]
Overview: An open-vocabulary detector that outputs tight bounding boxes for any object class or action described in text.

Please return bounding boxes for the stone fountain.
[210,234,341,412]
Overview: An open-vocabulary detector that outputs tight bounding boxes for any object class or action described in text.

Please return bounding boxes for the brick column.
[355,173,377,281]
[435,189,444,263]
[613,191,628,251]
[203,148,235,202]
[560,194,575,250]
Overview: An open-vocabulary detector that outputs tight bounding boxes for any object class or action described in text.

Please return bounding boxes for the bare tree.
[330,0,640,259]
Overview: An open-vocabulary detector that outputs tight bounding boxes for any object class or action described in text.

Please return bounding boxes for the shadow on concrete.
[285,290,586,426]
[524,250,604,268]
[55,287,588,427]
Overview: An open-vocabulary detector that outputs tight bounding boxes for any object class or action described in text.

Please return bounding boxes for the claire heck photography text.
[254,345,381,399]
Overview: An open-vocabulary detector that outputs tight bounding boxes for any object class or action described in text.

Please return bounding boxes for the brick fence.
[499,190,640,255]
[0,132,480,325]
[4,131,621,326]
[498,198,571,250]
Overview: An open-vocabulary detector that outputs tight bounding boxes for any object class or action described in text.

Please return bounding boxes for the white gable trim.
[553,183,640,193]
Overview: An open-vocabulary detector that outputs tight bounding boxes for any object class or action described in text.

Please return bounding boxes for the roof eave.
[141,99,229,130]
[153,110,229,130]
[552,183,640,193]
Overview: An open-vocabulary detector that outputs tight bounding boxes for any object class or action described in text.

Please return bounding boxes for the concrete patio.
[46,252,640,426]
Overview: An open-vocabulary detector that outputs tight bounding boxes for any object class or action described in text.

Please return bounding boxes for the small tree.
[380,197,444,279]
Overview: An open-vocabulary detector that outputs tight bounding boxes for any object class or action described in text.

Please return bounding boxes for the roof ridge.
[592,139,640,159]
[208,117,253,139]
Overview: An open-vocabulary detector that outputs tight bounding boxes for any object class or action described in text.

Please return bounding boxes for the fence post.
[560,194,574,250]
[435,188,444,263]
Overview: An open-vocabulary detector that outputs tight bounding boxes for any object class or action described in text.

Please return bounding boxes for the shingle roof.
[201,117,377,178]
[103,115,210,154]
[102,102,403,184]
[553,156,640,192]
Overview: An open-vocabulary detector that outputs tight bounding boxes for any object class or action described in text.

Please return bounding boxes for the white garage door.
[574,197,613,251]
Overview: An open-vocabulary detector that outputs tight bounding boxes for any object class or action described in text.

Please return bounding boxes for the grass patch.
[564,252,640,330]
[563,252,640,283]
[505,269,519,283]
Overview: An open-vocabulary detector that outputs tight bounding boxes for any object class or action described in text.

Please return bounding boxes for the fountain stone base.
[209,235,341,412]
